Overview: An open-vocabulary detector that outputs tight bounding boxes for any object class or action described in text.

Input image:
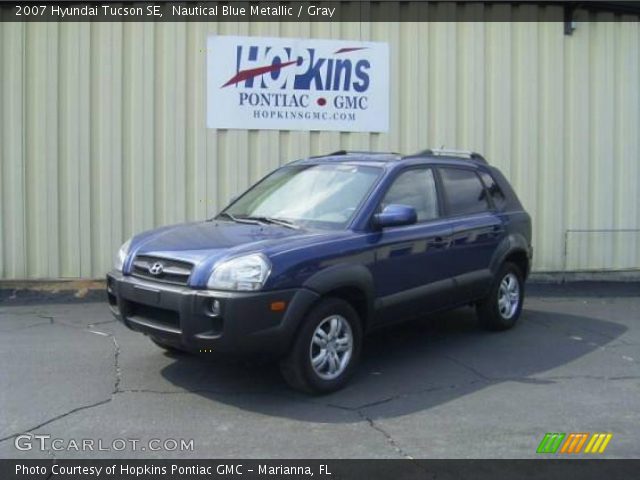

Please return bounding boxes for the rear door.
[368,167,455,325]
[437,167,506,301]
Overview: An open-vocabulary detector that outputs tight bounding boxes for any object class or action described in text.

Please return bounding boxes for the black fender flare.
[301,264,376,325]
[489,233,531,277]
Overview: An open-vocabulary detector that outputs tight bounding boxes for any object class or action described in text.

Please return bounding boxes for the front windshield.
[221,163,381,229]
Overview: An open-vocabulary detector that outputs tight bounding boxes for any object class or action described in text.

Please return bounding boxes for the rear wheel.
[280,297,362,394]
[476,262,524,331]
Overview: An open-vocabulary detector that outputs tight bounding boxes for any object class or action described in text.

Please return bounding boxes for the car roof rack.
[417,148,488,164]
[308,150,401,160]
[326,150,400,157]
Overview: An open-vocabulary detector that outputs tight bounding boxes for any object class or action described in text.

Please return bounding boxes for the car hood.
[126,220,342,286]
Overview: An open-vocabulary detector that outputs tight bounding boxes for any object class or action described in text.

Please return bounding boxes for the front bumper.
[106,271,319,356]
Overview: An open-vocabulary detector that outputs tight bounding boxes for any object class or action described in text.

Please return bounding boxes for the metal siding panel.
[25,23,54,277]
[205,21,219,218]
[122,22,155,237]
[614,20,639,269]
[1,23,27,278]
[0,36,3,278]
[154,22,187,227]
[2,11,640,279]
[539,19,565,271]
[564,21,591,270]
[429,18,458,150]
[371,6,399,152]
[398,16,418,153]
[154,22,167,225]
[217,22,239,208]
[58,23,82,277]
[457,20,486,152]
[512,19,539,238]
[637,20,640,269]
[186,22,208,222]
[77,23,92,278]
[589,17,616,270]
[90,23,123,275]
[55,22,91,278]
[47,23,60,278]
[231,22,250,203]
[485,19,513,176]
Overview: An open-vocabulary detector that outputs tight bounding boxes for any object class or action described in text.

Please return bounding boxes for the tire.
[476,262,524,331]
[149,336,187,354]
[280,297,363,394]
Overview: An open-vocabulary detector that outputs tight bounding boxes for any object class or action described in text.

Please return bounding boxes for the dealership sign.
[207,36,389,132]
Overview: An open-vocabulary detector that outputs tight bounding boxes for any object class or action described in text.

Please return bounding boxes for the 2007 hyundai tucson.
[107,149,533,393]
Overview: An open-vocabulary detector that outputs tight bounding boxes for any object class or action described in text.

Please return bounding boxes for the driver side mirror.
[373,204,417,229]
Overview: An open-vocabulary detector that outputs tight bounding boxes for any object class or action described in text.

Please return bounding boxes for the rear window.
[439,168,490,216]
[479,171,507,210]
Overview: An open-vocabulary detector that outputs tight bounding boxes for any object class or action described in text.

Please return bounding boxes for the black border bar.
[2,459,640,480]
[1,1,640,22]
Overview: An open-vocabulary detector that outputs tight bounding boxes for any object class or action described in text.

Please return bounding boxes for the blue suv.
[107,149,532,393]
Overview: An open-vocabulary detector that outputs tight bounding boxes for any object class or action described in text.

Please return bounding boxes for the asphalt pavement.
[0,284,638,459]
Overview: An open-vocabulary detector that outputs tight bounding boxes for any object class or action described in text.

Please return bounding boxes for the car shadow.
[159,306,627,422]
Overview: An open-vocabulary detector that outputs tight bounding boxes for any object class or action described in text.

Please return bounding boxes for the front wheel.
[476,262,524,331]
[280,297,362,394]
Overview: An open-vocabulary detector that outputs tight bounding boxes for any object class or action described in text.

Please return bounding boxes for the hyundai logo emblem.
[148,262,164,276]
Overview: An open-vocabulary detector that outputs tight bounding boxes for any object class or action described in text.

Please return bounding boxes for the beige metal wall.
[1,8,639,279]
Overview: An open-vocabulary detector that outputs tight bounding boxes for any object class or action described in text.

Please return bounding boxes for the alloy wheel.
[309,315,354,380]
[497,272,520,319]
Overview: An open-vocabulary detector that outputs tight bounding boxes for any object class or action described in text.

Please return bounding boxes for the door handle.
[429,236,449,248]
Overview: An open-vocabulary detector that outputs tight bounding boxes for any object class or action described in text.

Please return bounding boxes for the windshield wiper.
[217,212,262,225]
[242,216,300,230]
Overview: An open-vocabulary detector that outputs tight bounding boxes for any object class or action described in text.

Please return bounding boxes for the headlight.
[114,238,132,272]
[207,253,271,291]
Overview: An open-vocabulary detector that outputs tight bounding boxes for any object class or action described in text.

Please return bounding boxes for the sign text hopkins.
[207,36,389,132]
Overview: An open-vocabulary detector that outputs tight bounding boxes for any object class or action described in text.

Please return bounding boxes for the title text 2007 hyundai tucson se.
[107,149,533,393]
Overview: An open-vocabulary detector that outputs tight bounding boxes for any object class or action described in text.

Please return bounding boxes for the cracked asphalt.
[0,284,638,459]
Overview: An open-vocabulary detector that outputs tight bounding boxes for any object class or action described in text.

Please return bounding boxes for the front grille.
[131,255,193,285]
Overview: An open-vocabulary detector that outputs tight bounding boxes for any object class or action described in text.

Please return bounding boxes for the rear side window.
[381,168,439,222]
[439,168,490,216]
[479,171,507,210]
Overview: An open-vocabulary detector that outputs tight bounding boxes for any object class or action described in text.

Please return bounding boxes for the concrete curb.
[529,270,640,283]
[0,280,107,305]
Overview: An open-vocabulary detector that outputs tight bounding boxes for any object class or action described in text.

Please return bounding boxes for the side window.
[479,171,507,210]
[439,168,490,216]
[381,169,439,222]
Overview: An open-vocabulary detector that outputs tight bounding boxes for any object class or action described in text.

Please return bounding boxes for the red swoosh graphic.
[334,47,367,54]
[222,60,298,87]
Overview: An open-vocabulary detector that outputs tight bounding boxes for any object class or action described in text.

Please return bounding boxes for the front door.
[368,167,455,325]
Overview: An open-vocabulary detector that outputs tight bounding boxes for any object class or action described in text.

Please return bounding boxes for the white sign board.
[207,35,389,132]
